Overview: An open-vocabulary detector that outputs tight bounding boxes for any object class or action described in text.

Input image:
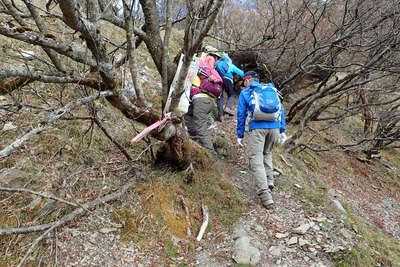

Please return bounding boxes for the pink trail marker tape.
[130,112,172,143]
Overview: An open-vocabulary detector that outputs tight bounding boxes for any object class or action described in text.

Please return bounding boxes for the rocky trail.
[194,159,352,266]
[53,159,352,267]
[48,113,400,266]
[52,117,358,267]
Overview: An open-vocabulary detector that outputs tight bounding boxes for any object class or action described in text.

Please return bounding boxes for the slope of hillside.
[1,8,399,265]
[2,75,399,266]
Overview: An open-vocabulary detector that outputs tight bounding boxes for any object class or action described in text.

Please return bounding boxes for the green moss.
[331,213,400,267]
[164,238,179,258]
[214,136,235,160]
[111,209,139,242]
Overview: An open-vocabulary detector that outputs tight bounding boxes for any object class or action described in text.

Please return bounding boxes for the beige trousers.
[248,128,280,203]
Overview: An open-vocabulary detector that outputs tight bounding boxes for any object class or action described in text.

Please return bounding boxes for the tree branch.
[0,186,78,207]
[14,180,136,267]
[0,91,113,159]
[22,0,67,73]
[0,22,97,67]
[93,116,133,161]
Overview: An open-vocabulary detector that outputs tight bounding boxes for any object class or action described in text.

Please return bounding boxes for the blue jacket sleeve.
[229,64,244,78]
[236,92,248,138]
[280,105,286,133]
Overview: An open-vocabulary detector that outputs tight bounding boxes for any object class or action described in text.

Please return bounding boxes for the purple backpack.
[198,66,223,98]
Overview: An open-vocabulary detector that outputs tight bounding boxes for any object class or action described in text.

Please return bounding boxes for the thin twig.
[0,91,113,159]
[93,116,133,161]
[15,180,136,266]
[0,186,78,207]
[279,155,293,168]
[180,195,192,237]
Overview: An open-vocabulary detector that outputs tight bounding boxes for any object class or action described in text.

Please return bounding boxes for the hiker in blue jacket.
[215,56,244,121]
[236,71,286,209]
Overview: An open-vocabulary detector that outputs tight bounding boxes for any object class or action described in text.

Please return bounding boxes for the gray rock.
[292,223,311,234]
[275,232,289,239]
[328,189,341,198]
[312,224,321,231]
[313,216,327,223]
[340,228,353,239]
[3,122,17,131]
[299,238,309,246]
[287,236,298,246]
[233,226,247,239]
[331,199,346,212]
[232,236,261,265]
[269,245,283,257]
[99,228,118,234]
[254,224,264,232]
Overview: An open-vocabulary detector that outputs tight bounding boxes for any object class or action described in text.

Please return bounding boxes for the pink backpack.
[190,60,223,99]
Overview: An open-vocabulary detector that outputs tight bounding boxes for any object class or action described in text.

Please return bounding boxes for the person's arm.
[280,105,286,133]
[236,92,248,138]
[229,64,244,78]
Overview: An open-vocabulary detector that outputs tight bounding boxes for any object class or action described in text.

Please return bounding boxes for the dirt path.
[52,117,399,266]
[193,159,352,266]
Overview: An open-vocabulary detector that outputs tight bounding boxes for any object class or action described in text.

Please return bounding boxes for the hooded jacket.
[236,81,286,138]
[215,56,244,80]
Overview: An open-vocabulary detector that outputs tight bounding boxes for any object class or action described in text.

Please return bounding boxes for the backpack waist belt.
[192,93,214,100]
[222,76,233,82]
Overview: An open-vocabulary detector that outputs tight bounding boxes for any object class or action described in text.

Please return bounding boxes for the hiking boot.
[262,199,274,209]
[258,189,273,209]
[224,107,234,116]
[216,115,224,122]
[268,182,275,191]
[267,176,275,190]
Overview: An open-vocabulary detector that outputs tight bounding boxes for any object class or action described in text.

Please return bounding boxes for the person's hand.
[278,133,288,145]
[237,138,244,147]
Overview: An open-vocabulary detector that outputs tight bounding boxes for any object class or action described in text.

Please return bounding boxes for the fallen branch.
[0,223,54,235]
[0,186,78,207]
[180,195,192,237]
[0,180,135,236]
[196,203,209,241]
[14,180,135,266]
[280,155,293,167]
[0,91,113,159]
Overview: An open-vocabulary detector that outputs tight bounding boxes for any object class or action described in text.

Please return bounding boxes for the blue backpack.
[251,83,281,122]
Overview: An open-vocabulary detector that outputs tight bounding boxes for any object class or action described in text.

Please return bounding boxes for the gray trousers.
[248,128,280,202]
[184,97,216,157]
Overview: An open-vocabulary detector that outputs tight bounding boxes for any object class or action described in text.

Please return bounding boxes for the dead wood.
[9,180,136,266]
[196,203,209,242]
[0,187,78,207]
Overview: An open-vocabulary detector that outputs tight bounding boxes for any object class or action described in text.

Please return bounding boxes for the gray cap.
[243,71,260,81]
